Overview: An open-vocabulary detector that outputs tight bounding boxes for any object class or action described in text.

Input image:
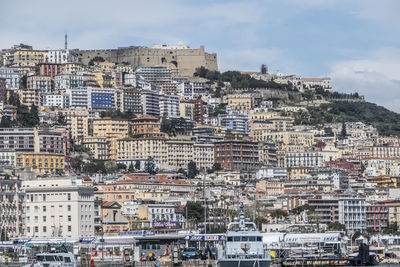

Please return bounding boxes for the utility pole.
[203,158,207,235]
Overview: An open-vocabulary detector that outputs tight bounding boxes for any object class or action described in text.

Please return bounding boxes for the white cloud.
[329,48,400,112]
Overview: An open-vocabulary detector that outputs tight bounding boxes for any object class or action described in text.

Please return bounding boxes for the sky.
[1,0,399,111]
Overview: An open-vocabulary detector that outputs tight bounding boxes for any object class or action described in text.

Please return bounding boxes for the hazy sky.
[1,0,400,111]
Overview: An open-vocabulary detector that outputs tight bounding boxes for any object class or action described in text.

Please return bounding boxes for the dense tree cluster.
[295,101,400,136]
[194,67,296,90]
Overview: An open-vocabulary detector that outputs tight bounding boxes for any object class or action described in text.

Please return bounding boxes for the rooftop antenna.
[65,34,68,50]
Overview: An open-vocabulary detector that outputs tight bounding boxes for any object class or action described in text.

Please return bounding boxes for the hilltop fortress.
[75,44,218,76]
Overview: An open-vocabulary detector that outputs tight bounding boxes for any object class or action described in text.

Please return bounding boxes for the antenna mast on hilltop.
[65,34,68,50]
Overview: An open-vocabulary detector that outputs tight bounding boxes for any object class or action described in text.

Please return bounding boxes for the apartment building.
[159,94,180,118]
[0,67,20,89]
[285,152,324,168]
[23,178,94,238]
[117,138,168,169]
[55,73,84,89]
[0,176,25,238]
[122,88,142,114]
[83,136,110,160]
[214,140,259,171]
[61,109,89,141]
[194,143,214,171]
[16,152,64,174]
[219,113,249,135]
[225,94,254,114]
[26,75,52,92]
[130,116,160,135]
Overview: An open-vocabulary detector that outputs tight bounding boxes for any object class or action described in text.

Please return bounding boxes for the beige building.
[252,131,314,147]
[16,89,40,107]
[3,49,46,67]
[194,143,214,171]
[61,62,85,73]
[117,138,168,169]
[83,136,110,160]
[179,101,195,121]
[167,139,194,170]
[61,109,89,142]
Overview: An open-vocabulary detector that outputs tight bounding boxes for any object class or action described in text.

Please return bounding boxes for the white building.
[45,50,78,64]
[41,93,67,108]
[142,90,160,117]
[285,152,324,168]
[55,73,84,89]
[256,167,287,180]
[0,150,17,167]
[22,178,94,238]
[159,94,180,118]
[338,197,366,233]
[0,67,19,90]
[219,112,249,135]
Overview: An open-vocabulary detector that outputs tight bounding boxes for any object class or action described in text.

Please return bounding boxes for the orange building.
[130,116,161,135]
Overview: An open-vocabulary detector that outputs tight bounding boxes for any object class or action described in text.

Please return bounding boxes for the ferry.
[217,203,271,267]
[23,252,76,267]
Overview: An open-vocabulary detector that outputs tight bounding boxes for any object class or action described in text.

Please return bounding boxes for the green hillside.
[296,101,400,136]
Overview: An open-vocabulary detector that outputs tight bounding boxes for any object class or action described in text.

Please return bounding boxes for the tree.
[104,161,118,173]
[128,163,135,173]
[341,119,347,138]
[145,157,157,175]
[184,201,204,224]
[71,156,83,172]
[327,222,346,232]
[188,161,198,179]
[19,75,27,89]
[117,163,127,171]
[135,160,141,170]
[88,56,105,66]
[211,163,222,173]
[57,112,66,125]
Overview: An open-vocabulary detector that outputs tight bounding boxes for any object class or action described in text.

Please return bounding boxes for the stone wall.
[75,46,218,77]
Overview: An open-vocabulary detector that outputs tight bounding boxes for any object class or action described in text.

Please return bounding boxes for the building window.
[68,193,71,201]
[68,215,71,222]
[68,226,72,232]
[34,226,38,233]
[43,216,46,222]
[67,205,71,211]
[43,226,47,232]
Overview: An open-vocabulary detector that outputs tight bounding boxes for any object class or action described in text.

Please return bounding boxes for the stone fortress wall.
[75,45,218,77]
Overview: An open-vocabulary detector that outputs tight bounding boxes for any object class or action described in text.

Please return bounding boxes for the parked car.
[200,247,216,260]
[182,247,198,260]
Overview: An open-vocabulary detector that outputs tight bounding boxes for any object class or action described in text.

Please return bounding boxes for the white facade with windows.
[0,67,19,90]
[55,73,84,89]
[338,197,366,233]
[41,93,67,108]
[22,178,94,238]
[285,152,323,168]
[159,94,180,118]
[45,50,78,64]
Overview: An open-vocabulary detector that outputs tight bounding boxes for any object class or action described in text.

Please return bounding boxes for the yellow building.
[179,101,195,121]
[130,117,161,135]
[61,62,85,73]
[225,94,254,114]
[16,152,64,174]
[367,176,400,188]
[92,72,112,88]
[92,117,130,160]
[94,61,116,72]
[3,49,46,67]
[92,117,130,139]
